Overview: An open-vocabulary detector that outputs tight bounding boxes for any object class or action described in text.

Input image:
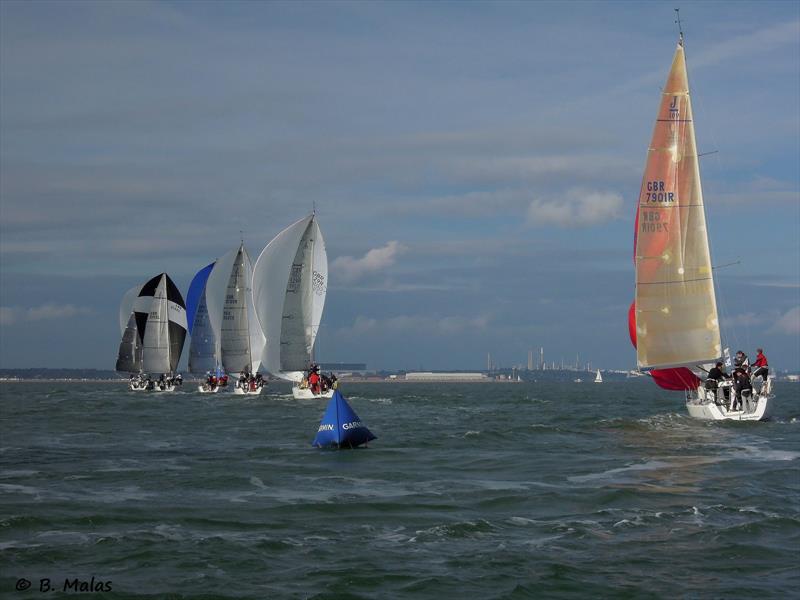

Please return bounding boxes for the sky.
[1,1,798,372]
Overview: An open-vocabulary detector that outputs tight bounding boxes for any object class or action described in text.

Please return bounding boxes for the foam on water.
[1,380,798,598]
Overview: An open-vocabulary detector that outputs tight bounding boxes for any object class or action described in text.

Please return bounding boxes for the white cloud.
[332,241,407,282]
[527,189,623,228]
[722,312,768,328]
[770,306,800,335]
[0,304,93,325]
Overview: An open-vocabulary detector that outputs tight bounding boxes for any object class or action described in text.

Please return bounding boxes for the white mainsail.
[138,273,188,374]
[633,41,721,370]
[252,214,328,382]
[205,244,264,375]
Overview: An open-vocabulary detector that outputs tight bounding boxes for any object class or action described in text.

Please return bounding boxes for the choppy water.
[1,381,798,599]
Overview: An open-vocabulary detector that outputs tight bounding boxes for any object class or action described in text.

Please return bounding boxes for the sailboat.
[205,243,266,395]
[594,369,603,384]
[186,262,224,393]
[252,214,332,399]
[116,273,188,392]
[628,31,774,421]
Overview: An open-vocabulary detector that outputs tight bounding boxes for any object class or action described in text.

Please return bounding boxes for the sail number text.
[640,209,668,233]
[644,180,674,203]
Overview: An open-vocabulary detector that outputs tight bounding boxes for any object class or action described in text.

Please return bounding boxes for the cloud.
[709,176,799,206]
[527,189,623,228]
[0,304,93,325]
[691,20,800,71]
[332,241,407,282]
[769,306,800,335]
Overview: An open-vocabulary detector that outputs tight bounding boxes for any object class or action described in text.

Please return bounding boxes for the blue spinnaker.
[312,390,376,449]
[185,262,214,334]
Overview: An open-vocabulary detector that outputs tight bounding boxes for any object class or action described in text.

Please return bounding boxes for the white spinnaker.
[205,247,239,366]
[252,214,328,382]
[119,285,142,336]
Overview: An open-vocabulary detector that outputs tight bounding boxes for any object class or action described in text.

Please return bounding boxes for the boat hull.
[150,384,177,393]
[197,384,221,394]
[233,385,264,396]
[685,379,774,421]
[292,386,334,400]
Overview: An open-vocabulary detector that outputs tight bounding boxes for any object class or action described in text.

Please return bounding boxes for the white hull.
[292,386,334,400]
[151,383,177,392]
[197,384,221,394]
[686,379,774,421]
[233,385,264,396]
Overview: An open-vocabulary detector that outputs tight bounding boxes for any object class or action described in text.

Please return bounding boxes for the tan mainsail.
[634,41,721,369]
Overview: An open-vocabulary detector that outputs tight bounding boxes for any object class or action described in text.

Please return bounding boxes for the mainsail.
[632,40,721,370]
[186,262,218,374]
[252,214,328,382]
[136,273,187,374]
[205,244,264,376]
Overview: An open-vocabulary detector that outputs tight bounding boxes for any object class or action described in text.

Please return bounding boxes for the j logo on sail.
[669,96,679,119]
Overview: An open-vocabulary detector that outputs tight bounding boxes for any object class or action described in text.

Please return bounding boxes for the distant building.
[405,372,488,382]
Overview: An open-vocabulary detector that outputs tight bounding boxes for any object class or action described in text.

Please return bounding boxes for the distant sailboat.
[206,243,266,395]
[594,369,603,384]
[117,273,187,392]
[252,214,332,399]
[186,262,224,393]
[628,31,774,420]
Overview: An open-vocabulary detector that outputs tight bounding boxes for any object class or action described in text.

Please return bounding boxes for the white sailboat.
[594,369,603,384]
[252,214,333,399]
[629,30,774,421]
[206,243,266,395]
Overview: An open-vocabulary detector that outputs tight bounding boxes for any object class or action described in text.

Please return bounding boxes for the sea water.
[1,381,798,598]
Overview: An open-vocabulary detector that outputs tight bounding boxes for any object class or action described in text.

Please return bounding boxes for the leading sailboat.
[628,32,774,421]
[252,214,332,399]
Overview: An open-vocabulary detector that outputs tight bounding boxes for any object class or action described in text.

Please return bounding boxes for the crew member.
[753,348,769,382]
[308,366,321,395]
[732,366,752,411]
[705,361,729,403]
